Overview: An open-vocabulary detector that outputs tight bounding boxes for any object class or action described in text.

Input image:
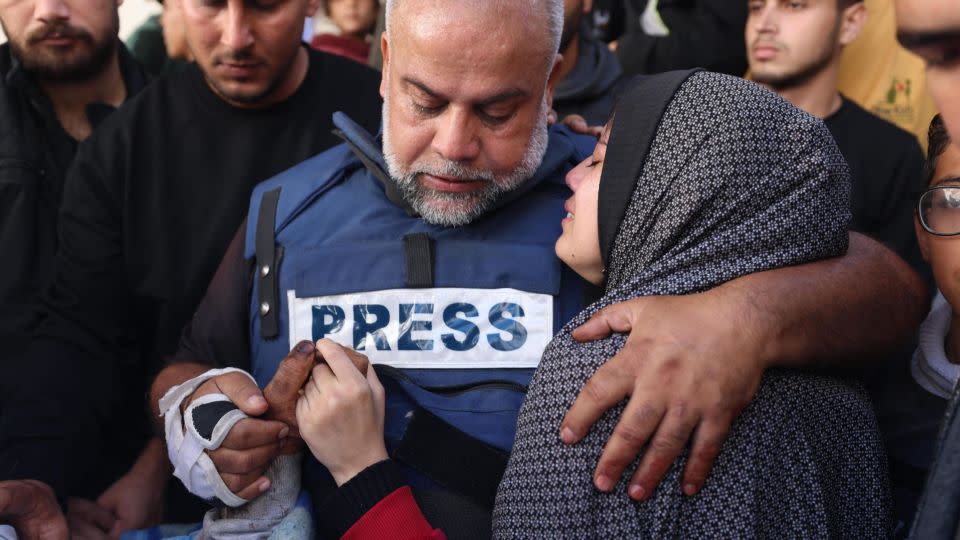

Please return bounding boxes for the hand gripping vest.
[245,113,593,519]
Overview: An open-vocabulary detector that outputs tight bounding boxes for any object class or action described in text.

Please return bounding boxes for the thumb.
[216,371,267,416]
[264,341,317,410]
[94,489,116,511]
[571,305,634,342]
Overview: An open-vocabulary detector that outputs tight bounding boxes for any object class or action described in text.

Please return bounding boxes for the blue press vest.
[245,113,593,496]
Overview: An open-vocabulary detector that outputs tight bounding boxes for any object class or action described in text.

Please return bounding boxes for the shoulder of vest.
[536,124,596,186]
[244,143,359,259]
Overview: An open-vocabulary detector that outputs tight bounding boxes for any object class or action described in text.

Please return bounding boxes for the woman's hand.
[296,339,387,486]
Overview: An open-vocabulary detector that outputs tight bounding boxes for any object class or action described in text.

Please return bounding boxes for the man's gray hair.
[384,0,563,70]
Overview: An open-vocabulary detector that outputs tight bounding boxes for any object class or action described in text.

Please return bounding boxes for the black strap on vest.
[334,128,418,217]
[393,405,509,509]
[256,188,282,339]
[403,233,434,288]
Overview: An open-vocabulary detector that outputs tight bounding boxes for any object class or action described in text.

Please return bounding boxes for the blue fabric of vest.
[245,113,593,493]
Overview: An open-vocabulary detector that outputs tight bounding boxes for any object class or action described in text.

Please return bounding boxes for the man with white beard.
[135,0,931,536]
[0,0,923,537]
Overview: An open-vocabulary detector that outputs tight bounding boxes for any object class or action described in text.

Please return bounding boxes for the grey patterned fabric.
[494,72,891,538]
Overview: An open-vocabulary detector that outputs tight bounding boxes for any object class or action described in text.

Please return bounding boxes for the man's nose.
[34,0,69,24]
[432,108,480,163]
[221,0,254,49]
[754,5,778,34]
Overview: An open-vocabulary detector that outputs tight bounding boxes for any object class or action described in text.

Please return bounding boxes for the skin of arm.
[560,232,928,501]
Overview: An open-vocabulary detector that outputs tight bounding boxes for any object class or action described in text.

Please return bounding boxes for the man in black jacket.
[0,0,382,533]
[553,0,624,124]
[0,0,148,359]
[0,0,153,533]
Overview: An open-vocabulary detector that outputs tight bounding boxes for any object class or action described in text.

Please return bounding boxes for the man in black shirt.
[746,0,933,531]
[0,0,382,533]
[0,2,150,533]
[747,0,925,270]
[0,0,148,360]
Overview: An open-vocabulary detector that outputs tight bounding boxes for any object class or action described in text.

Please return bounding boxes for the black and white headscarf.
[494,71,890,538]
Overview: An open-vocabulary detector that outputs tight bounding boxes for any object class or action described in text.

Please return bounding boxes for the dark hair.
[838,0,863,8]
[926,114,951,187]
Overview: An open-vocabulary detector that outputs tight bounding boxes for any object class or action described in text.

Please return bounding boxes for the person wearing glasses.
[915,116,960,403]
[878,113,960,534]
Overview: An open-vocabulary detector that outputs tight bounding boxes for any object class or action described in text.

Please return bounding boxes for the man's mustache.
[26,22,92,44]
[214,50,258,64]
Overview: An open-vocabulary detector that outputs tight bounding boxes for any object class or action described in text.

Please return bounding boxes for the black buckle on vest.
[256,188,282,339]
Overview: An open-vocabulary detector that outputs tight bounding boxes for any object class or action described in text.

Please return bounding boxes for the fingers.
[680,416,732,496]
[624,404,698,501]
[0,481,67,540]
[590,395,664,493]
[571,304,635,342]
[209,442,281,474]
[66,499,115,535]
[212,372,267,416]
[0,481,46,517]
[560,360,633,444]
[316,339,366,382]
[219,417,289,450]
[367,365,385,413]
[263,340,318,427]
[343,347,370,375]
[219,472,271,501]
[69,519,110,540]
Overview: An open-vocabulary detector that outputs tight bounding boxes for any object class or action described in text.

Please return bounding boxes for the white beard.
[382,96,550,227]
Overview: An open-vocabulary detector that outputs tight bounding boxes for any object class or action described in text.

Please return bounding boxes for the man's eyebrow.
[475,89,529,107]
[896,29,960,49]
[402,77,446,100]
[934,176,960,187]
[400,77,527,105]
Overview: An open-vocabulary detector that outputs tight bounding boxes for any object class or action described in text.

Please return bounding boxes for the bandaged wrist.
[159,367,257,507]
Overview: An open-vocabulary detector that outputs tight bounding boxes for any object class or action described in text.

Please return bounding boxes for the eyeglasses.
[918,186,960,236]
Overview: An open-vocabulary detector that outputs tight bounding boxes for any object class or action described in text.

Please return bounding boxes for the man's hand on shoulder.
[0,480,67,540]
[560,289,766,500]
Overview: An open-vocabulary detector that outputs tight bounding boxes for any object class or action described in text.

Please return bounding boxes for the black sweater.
[0,47,383,500]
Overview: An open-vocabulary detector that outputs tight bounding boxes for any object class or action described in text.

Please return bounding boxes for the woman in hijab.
[494,70,890,538]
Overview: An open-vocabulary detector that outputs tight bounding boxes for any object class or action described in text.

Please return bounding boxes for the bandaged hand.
[296,340,387,486]
[560,291,764,501]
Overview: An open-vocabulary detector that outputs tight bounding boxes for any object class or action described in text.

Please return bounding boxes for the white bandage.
[0,525,18,540]
[159,367,258,507]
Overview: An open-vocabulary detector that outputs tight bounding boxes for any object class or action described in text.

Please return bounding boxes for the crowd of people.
[0,0,958,538]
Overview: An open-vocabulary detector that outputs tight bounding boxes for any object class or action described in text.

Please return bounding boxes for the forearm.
[149,362,211,428]
[728,233,928,369]
[129,437,171,481]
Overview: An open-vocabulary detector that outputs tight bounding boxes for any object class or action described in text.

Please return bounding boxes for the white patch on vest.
[287,288,554,369]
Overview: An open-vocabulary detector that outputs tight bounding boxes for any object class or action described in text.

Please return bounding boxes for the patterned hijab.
[495,72,889,537]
